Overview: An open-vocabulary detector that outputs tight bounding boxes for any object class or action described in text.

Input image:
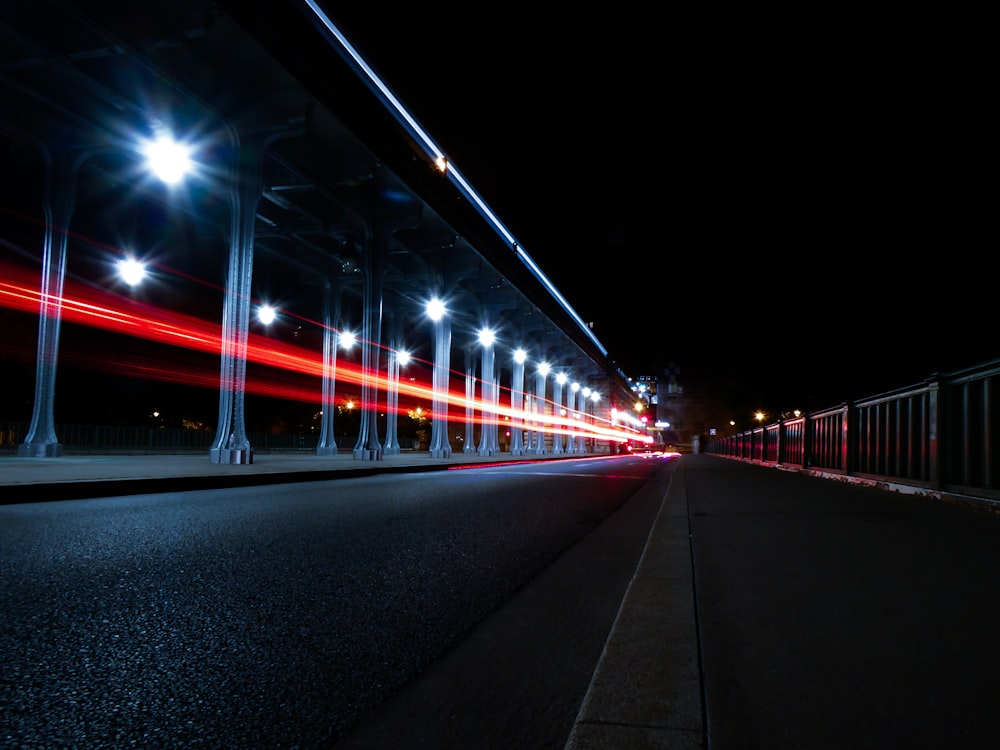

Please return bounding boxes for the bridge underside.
[1,1,637,461]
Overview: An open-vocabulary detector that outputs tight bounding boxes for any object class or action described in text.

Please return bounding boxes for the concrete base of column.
[18,441,63,458]
[210,447,254,464]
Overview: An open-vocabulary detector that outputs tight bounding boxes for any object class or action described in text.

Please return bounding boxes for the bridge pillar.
[316,277,344,456]
[463,349,477,453]
[382,309,403,456]
[532,366,548,455]
[477,341,499,456]
[428,306,452,458]
[210,139,263,465]
[352,223,388,461]
[566,382,580,454]
[509,351,526,456]
[551,374,565,454]
[19,144,83,458]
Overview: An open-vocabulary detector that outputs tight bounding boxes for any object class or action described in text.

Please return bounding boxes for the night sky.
[2,6,993,429]
[325,7,995,416]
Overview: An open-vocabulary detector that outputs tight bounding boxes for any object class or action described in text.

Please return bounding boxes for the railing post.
[776,419,785,465]
[926,375,941,487]
[844,402,856,476]
[803,412,813,469]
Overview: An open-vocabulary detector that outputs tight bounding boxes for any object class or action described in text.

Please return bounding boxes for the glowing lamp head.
[144,135,192,184]
[426,297,446,321]
[477,328,495,347]
[514,348,527,365]
[118,257,146,286]
[257,304,276,325]
[339,331,356,349]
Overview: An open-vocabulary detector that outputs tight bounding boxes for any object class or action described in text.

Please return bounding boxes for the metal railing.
[0,424,423,454]
[708,358,1000,504]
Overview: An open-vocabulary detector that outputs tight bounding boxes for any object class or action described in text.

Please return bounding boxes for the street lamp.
[383,348,409,455]
[551,370,567,454]
[256,304,276,325]
[426,297,452,458]
[532,361,550,454]
[117,256,147,286]
[476,327,498,456]
[567,381,581,453]
[510,348,527,456]
[142,134,193,185]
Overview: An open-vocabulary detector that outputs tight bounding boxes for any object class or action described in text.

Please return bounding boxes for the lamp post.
[552,371,567,454]
[532,361,550,454]
[426,297,452,458]
[316,278,344,456]
[477,327,499,456]
[383,349,409,455]
[590,389,601,454]
[20,133,194,458]
[510,348,526,456]
[567,381,580,454]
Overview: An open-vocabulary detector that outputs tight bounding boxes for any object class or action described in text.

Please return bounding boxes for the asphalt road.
[1,454,675,749]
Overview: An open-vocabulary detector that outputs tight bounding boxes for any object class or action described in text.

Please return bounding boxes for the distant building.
[630,363,731,450]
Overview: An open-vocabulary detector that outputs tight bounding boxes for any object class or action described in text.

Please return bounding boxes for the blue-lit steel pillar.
[316,277,343,456]
[382,309,403,456]
[566,382,580,454]
[578,387,590,454]
[428,302,452,458]
[509,350,526,456]
[19,146,82,458]
[551,373,565,454]
[463,348,476,454]
[210,140,262,465]
[531,365,548,455]
[478,341,498,456]
[352,224,387,461]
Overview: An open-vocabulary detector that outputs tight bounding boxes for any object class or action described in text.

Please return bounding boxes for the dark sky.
[328,8,991,416]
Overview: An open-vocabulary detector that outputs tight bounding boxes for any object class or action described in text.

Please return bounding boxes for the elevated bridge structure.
[1,1,643,462]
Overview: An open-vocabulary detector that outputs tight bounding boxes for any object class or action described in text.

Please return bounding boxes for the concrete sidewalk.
[0,449,588,503]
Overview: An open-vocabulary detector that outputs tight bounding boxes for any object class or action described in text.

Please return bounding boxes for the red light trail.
[1,260,649,444]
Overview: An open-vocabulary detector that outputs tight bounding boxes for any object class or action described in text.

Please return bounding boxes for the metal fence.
[0,423,422,454]
[707,358,1000,504]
